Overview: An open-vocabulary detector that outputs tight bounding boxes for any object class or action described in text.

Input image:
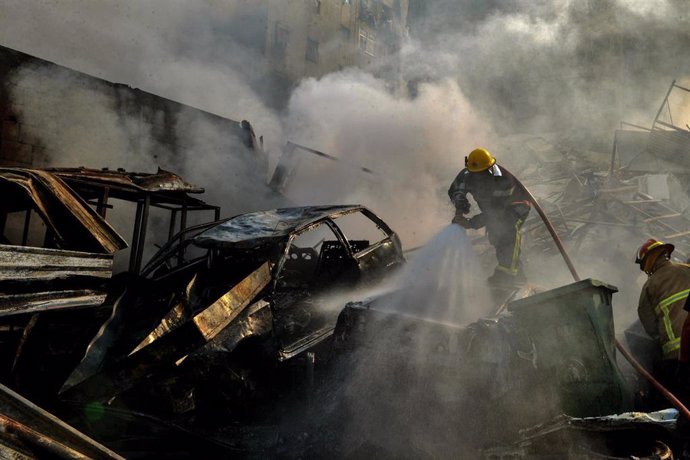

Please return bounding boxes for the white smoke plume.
[282,71,493,246]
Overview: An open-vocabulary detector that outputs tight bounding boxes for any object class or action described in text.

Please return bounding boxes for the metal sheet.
[0,290,107,317]
[64,263,272,402]
[482,410,677,459]
[0,382,123,459]
[193,262,272,341]
[0,442,33,460]
[0,244,113,281]
[278,325,335,361]
[129,303,187,355]
[47,167,204,194]
[60,290,129,393]
[200,300,273,354]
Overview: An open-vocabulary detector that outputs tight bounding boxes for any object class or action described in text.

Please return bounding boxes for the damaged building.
[226,0,410,105]
[263,0,410,98]
[505,81,690,268]
[0,45,265,171]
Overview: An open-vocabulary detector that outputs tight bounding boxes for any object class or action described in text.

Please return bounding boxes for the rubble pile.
[512,82,690,263]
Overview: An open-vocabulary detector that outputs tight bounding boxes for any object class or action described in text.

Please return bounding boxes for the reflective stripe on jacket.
[654,288,690,356]
[638,259,690,360]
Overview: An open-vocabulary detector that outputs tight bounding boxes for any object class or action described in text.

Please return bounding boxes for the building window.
[359,27,376,56]
[273,23,289,62]
[340,26,351,41]
[360,0,377,27]
[313,0,321,14]
[306,38,319,63]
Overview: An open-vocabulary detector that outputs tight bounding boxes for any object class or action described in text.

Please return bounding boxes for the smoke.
[406,0,690,147]
[8,65,159,171]
[6,61,286,270]
[3,0,688,243]
[0,1,277,122]
[282,71,493,246]
[317,226,549,457]
[1,0,289,267]
[0,0,283,166]
[1,2,688,452]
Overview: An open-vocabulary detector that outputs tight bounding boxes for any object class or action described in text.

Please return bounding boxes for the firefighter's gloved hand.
[467,214,486,229]
[452,198,471,215]
[452,213,471,228]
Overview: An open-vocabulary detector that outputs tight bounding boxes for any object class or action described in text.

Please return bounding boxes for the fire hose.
[503,167,690,421]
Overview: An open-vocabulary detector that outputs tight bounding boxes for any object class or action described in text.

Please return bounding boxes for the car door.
[271,220,359,359]
[330,208,404,283]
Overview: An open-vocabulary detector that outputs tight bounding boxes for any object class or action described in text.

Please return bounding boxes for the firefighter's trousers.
[487,215,525,276]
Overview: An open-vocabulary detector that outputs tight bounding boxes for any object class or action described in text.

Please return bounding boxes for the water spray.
[502,166,690,422]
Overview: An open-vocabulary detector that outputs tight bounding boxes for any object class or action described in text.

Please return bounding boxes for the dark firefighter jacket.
[638,258,690,360]
[447,165,530,223]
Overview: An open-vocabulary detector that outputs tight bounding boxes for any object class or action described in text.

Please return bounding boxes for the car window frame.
[329,208,396,257]
[272,217,354,291]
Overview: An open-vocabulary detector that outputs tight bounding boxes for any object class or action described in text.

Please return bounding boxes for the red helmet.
[635,238,674,271]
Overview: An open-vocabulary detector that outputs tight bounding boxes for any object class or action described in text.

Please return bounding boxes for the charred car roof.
[194,205,365,249]
[45,167,204,194]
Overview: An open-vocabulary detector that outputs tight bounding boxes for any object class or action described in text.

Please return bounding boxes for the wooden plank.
[623,199,663,204]
[643,213,682,223]
[599,185,639,194]
[556,218,631,227]
[665,230,690,240]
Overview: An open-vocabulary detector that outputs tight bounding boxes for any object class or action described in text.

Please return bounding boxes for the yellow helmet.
[465,148,496,173]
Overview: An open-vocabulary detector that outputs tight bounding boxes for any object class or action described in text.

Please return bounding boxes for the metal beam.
[652,80,676,129]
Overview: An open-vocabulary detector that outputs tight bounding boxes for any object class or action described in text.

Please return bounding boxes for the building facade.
[259,0,409,103]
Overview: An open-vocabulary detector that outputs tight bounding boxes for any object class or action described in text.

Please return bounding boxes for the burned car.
[0,168,127,402]
[62,205,405,418]
[0,168,126,317]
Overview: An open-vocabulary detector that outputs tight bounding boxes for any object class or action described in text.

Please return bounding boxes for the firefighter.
[635,238,690,385]
[448,148,531,284]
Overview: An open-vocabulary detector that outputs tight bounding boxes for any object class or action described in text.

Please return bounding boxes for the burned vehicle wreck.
[0,168,127,316]
[0,168,127,400]
[62,205,405,419]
